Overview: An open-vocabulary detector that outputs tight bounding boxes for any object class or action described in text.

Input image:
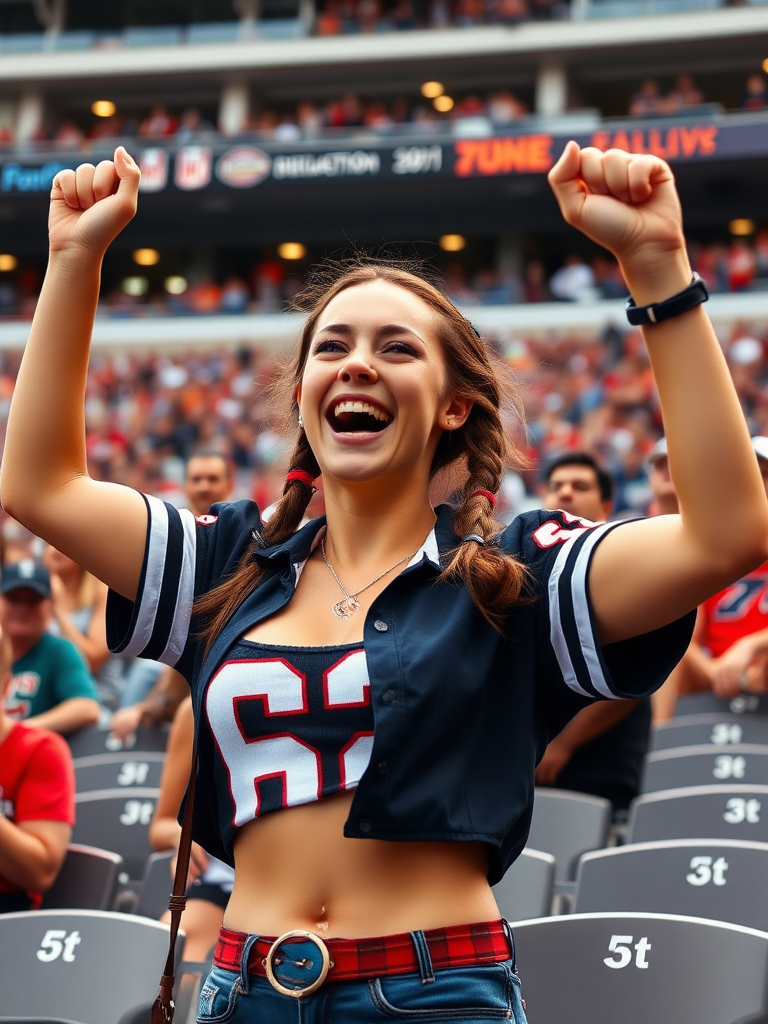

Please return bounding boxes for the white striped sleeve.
[106,494,198,667]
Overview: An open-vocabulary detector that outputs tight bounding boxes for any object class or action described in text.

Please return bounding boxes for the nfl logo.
[175,147,212,191]
[139,149,169,193]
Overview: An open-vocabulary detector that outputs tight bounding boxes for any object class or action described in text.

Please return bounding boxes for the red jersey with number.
[701,562,768,658]
[0,722,75,905]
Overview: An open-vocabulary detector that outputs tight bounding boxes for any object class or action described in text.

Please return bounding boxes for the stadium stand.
[629,784,768,844]
[527,789,612,882]
[641,744,768,792]
[491,847,556,920]
[66,726,169,759]
[39,844,123,912]
[71,789,159,880]
[72,752,166,793]
[135,850,175,921]
[511,912,768,1024]
[0,909,183,1024]
[573,839,768,932]
[651,714,768,751]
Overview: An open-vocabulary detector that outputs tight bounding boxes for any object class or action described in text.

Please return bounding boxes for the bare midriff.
[224,791,499,938]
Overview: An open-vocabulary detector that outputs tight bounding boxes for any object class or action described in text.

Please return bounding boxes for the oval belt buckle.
[265,930,333,998]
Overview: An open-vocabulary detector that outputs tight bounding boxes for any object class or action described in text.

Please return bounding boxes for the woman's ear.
[438,393,474,431]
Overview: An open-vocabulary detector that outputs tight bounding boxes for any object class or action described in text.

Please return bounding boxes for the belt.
[213,919,513,998]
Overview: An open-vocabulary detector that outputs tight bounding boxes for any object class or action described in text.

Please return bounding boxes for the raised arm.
[548,143,768,644]
[0,148,147,600]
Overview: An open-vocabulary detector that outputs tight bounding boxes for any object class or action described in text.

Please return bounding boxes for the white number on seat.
[119,799,155,826]
[37,929,81,963]
[604,935,651,970]
[686,855,729,886]
[713,755,747,780]
[117,761,150,786]
[724,797,761,824]
[711,723,743,745]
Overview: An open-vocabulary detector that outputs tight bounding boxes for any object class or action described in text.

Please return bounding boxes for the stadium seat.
[629,784,768,844]
[642,744,768,792]
[527,789,612,881]
[492,848,555,921]
[40,844,123,911]
[651,714,768,751]
[0,910,183,1024]
[72,788,159,880]
[674,692,768,717]
[73,752,165,793]
[135,850,174,921]
[574,839,768,931]
[66,727,168,760]
[185,21,242,44]
[511,912,768,1024]
[123,26,183,47]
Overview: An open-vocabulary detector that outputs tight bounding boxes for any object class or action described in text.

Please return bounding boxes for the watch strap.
[626,272,708,326]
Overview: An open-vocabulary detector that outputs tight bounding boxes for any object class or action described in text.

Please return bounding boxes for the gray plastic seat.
[72,789,159,880]
[629,785,768,844]
[651,714,768,751]
[528,788,612,882]
[511,912,768,1024]
[642,744,768,792]
[73,753,165,793]
[574,839,768,931]
[41,844,123,911]
[136,850,174,921]
[492,848,555,921]
[0,910,183,1024]
[674,692,768,717]
[66,727,168,760]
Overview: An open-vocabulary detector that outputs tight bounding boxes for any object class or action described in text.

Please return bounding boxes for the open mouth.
[327,400,393,434]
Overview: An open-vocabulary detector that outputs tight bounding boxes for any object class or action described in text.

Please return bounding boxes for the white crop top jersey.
[205,639,374,839]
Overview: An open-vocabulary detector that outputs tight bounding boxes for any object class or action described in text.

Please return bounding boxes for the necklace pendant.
[332,596,361,618]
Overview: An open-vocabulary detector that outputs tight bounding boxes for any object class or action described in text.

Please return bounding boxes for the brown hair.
[195,263,529,646]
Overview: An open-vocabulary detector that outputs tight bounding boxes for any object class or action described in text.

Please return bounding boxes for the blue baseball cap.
[0,559,52,598]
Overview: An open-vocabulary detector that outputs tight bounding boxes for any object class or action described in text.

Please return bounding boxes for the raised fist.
[548,142,688,289]
[49,146,141,258]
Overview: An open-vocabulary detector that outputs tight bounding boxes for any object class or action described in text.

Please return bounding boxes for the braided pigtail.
[441,391,530,631]
[195,429,320,654]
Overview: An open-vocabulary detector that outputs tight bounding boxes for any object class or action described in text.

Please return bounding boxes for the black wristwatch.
[625,272,709,327]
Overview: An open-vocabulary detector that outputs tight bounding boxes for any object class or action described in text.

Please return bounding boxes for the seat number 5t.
[37,929,81,963]
[603,935,651,969]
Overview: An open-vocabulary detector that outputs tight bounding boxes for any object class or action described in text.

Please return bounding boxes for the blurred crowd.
[314,0,565,33]
[0,70,765,152]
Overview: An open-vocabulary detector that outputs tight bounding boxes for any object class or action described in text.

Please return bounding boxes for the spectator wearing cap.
[1,560,100,735]
[0,632,75,912]
[535,453,654,813]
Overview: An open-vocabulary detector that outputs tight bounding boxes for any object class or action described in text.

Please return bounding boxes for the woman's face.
[298,280,470,490]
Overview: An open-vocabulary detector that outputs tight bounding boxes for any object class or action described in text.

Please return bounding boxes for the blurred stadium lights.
[439,235,467,252]
[433,95,454,113]
[729,219,756,236]
[421,82,445,99]
[122,276,149,296]
[132,248,160,266]
[91,100,116,118]
[0,255,18,272]
[278,243,307,260]
[164,276,188,295]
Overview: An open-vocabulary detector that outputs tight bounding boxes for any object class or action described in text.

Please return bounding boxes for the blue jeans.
[197,930,528,1023]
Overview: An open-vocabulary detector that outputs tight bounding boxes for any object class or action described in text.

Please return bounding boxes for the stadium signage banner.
[0,118,764,194]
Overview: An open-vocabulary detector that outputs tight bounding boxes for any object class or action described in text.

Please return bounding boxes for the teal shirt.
[5,633,98,720]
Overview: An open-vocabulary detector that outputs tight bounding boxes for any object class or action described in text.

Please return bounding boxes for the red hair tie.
[473,489,497,508]
[286,469,315,488]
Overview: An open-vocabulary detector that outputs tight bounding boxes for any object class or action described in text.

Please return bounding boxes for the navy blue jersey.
[206,640,373,849]
[107,497,695,883]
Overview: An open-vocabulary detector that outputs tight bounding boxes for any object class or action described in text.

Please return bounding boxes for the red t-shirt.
[0,722,75,905]
[701,562,768,659]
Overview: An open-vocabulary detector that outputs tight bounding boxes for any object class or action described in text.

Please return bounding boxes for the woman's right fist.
[49,146,141,257]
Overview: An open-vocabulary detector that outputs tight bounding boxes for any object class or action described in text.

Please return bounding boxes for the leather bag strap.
[151,742,198,1024]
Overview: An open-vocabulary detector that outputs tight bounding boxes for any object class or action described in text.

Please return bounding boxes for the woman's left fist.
[548,141,688,284]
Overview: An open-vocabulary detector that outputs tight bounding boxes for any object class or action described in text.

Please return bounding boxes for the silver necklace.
[321,538,420,618]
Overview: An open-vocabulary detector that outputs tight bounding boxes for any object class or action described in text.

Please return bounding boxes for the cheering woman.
[3,144,767,1023]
